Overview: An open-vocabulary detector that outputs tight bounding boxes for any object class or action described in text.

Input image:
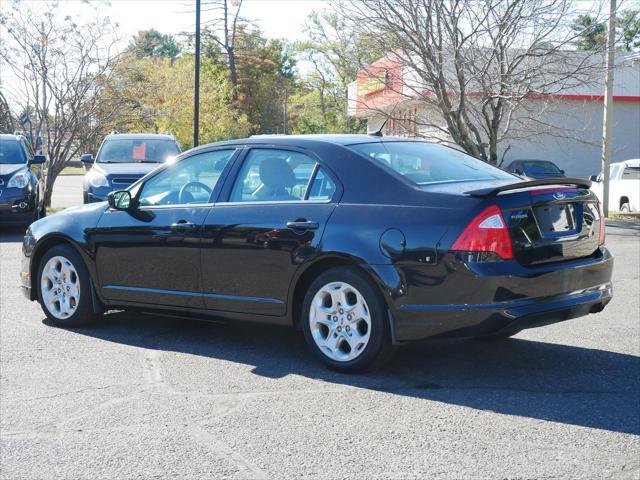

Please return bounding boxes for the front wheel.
[37,244,99,327]
[301,267,396,373]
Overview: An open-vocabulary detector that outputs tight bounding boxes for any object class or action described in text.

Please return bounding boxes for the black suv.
[82,133,180,203]
[0,134,46,227]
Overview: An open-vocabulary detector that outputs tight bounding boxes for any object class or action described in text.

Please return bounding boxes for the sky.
[0,0,329,107]
[107,0,328,44]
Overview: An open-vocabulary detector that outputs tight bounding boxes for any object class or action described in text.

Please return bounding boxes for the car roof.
[513,159,559,164]
[102,133,177,141]
[0,134,25,142]
[188,134,426,154]
[612,158,640,167]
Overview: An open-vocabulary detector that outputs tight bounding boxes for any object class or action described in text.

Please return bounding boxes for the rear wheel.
[301,267,396,373]
[620,202,631,213]
[37,244,99,327]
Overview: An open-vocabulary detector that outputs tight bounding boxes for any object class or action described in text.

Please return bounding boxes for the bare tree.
[0,90,16,133]
[340,0,609,163]
[201,0,245,101]
[298,11,384,132]
[0,0,125,205]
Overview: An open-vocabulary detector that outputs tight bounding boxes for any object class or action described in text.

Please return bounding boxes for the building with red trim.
[347,52,640,178]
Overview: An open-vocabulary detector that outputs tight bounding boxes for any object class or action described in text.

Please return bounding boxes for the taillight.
[451,205,513,260]
[598,201,605,245]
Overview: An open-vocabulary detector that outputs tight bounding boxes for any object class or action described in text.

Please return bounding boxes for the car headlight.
[87,170,109,188]
[7,171,29,189]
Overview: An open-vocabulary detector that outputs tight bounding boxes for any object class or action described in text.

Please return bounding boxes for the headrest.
[259,157,296,189]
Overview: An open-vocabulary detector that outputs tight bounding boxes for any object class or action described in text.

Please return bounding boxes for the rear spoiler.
[465,178,592,197]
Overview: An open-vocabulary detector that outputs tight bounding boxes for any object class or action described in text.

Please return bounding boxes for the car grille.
[111,177,139,186]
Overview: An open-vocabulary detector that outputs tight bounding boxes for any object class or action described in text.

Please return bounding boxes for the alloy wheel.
[309,281,372,362]
[40,256,81,319]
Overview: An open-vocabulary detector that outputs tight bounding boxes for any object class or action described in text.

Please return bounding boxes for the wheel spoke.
[41,255,80,320]
[309,281,372,363]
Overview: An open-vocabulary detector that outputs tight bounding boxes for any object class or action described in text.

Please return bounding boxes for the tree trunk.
[227,47,238,102]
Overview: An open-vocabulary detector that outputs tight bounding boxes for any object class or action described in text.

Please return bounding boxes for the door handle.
[170,220,197,231]
[286,220,319,230]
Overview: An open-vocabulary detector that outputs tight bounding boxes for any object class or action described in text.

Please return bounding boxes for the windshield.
[522,161,562,175]
[97,138,180,164]
[347,141,514,185]
[0,139,27,164]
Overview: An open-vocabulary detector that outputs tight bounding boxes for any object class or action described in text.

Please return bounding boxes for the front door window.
[138,149,235,206]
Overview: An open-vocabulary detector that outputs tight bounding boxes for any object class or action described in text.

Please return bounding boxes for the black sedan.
[0,134,46,227]
[20,135,613,372]
[503,159,566,180]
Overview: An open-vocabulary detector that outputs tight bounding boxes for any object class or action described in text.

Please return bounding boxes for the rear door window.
[229,149,335,202]
[348,141,514,185]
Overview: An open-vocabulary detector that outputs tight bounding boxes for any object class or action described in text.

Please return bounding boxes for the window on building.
[384,107,417,137]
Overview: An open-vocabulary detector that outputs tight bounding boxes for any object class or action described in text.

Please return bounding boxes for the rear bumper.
[389,247,614,342]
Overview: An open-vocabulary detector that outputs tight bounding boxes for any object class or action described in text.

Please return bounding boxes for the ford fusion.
[0,134,46,227]
[82,133,180,203]
[20,135,613,372]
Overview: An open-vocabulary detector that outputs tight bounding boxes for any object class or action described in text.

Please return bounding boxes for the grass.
[46,206,67,216]
[59,166,86,175]
[608,212,640,221]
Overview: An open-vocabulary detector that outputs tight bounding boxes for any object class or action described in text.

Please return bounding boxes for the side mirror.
[80,154,94,164]
[589,174,601,182]
[29,154,47,165]
[108,190,132,211]
[514,169,523,176]
[560,169,565,174]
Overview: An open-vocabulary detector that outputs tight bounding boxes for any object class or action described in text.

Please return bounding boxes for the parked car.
[20,135,613,372]
[503,159,566,180]
[590,159,640,212]
[0,134,46,227]
[82,133,180,203]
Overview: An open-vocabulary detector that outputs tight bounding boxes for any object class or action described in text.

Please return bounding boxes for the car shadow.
[0,228,26,243]
[606,219,640,235]
[51,310,640,436]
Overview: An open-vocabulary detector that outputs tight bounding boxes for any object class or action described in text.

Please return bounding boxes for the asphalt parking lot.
[50,174,84,210]
[0,218,638,479]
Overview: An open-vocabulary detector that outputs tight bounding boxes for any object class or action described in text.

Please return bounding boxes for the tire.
[620,203,631,213]
[37,243,99,327]
[301,266,396,373]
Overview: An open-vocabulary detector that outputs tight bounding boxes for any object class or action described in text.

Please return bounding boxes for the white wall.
[365,99,639,179]
[497,100,640,178]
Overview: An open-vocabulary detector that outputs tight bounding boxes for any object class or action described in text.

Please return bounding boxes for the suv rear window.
[97,138,180,164]
[347,141,513,185]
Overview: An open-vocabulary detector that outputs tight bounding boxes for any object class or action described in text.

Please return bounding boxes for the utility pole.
[193,0,201,147]
[283,87,288,135]
[601,0,616,217]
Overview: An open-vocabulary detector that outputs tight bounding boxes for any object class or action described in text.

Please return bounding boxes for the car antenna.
[369,103,400,137]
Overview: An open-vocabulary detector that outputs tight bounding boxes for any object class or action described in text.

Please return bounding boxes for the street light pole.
[601,0,616,217]
[193,0,201,148]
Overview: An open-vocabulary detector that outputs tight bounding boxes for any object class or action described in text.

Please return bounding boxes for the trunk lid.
[465,179,601,265]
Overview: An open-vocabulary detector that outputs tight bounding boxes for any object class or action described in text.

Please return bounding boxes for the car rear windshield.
[347,141,513,185]
[97,139,180,163]
[523,161,562,175]
[0,139,27,164]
